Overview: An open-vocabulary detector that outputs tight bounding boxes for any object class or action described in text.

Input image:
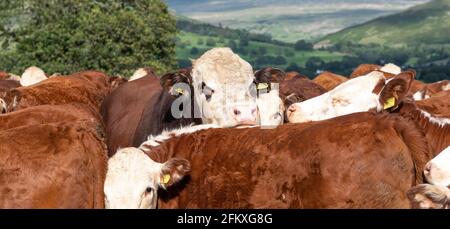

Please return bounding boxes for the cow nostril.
[233,109,241,116]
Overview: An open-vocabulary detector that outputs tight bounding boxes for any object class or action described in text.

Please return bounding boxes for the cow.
[19,66,48,86]
[104,111,431,209]
[288,70,388,123]
[412,80,450,100]
[0,104,102,131]
[254,67,326,124]
[312,71,348,91]
[129,68,155,81]
[0,120,107,208]
[285,71,309,80]
[191,48,258,126]
[2,71,111,113]
[101,68,201,156]
[415,89,450,118]
[0,79,21,103]
[349,63,401,79]
[407,146,450,209]
[104,69,450,208]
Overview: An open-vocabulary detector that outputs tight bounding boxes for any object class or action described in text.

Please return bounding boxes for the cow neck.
[398,100,450,156]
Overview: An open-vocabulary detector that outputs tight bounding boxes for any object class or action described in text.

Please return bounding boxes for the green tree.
[190,46,199,55]
[0,0,176,76]
[294,40,313,51]
[206,38,216,46]
[197,38,204,45]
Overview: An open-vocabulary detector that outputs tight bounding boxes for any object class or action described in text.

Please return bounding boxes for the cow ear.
[407,184,450,209]
[379,70,415,111]
[159,158,191,189]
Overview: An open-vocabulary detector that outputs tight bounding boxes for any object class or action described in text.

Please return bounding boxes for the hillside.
[319,0,450,46]
[165,0,428,42]
[175,18,346,73]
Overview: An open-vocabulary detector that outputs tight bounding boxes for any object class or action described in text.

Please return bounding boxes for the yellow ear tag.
[257,83,269,90]
[162,174,171,184]
[383,97,396,110]
[174,87,184,95]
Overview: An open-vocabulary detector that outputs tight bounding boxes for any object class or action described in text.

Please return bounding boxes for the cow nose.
[232,105,258,125]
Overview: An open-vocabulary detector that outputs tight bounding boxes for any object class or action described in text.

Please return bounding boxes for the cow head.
[407,184,450,209]
[423,146,450,187]
[287,70,415,123]
[256,85,284,127]
[191,48,258,127]
[20,66,47,86]
[104,147,190,209]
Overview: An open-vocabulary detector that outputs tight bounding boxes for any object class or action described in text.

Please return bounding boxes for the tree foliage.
[0,0,177,76]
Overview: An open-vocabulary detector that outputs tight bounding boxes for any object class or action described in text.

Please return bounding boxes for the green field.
[176,31,346,69]
[319,0,450,47]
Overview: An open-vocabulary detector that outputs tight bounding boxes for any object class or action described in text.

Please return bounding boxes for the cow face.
[287,71,386,123]
[424,146,450,187]
[256,85,284,127]
[104,147,190,209]
[191,48,258,127]
[407,184,450,209]
[287,70,415,123]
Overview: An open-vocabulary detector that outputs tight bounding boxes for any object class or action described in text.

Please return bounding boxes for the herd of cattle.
[0,47,449,209]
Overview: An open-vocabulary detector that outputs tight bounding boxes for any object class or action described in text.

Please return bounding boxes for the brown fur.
[313,71,348,91]
[3,71,111,113]
[0,104,102,132]
[141,112,430,209]
[285,71,309,80]
[416,90,450,118]
[0,120,107,208]
[350,64,381,78]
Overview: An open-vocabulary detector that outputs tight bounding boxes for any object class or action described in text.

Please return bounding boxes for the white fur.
[256,86,284,127]
[20,66,47,86]
[104,147,163,209]
[287,71,385,123]
[442,83,450,91]
[425,146,450,187]
[413,90,425,101]
[139,124,219,150]
[191,48,258,127]
[420,110,450,128]
[380,63,401,75]
[129,68,148,81]
[7,73,20,81]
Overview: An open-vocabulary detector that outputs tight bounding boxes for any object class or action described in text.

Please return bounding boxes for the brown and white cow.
[407,146,450,209]
[0,120,107,208]
[104,111,431,209]
[191,48,258,126]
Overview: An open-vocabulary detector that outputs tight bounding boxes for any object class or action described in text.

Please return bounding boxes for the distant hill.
[165,0,428,42]
[319,0,450,47]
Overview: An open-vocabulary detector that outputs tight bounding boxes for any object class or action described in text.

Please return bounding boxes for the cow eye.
[273,112,282,120]
[202,82,214,101]
[145,187,153,193]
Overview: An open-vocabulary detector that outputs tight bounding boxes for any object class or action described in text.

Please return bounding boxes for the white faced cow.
[20,66,47,86]
[424,146,450,187]
[191,48,258,127]
[104,147,190,209]
[287,71,388,123]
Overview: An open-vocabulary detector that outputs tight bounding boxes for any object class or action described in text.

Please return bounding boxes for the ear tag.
[174,87,184,95]
[162,174,171,184]
[383,97,396,110]
[257,83,269,90]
